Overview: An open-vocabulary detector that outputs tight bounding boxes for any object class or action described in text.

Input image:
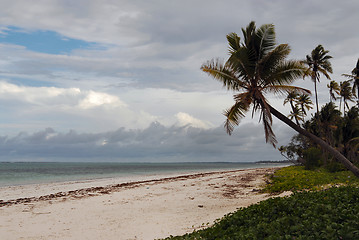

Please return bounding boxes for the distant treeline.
[255,160,293,164]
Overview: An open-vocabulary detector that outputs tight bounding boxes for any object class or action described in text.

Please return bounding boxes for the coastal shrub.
[263,165,359,193]
[325,160,346,173]
[302,147,323,170]
[164,186,359,240]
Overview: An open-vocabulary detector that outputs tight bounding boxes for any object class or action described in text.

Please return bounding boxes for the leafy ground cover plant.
[263,165,359,193]
[164,186,359,240]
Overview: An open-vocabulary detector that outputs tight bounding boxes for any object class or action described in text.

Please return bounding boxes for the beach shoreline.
[0,167,289,240]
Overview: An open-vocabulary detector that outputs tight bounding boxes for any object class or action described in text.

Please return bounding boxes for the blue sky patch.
[0,26,98,55]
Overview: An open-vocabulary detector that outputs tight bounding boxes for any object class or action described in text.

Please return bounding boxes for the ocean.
[0,162,287,187]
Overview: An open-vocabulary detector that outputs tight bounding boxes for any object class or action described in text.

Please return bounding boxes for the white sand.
[0,168,287,240]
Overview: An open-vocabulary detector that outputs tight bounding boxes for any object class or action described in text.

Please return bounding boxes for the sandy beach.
[0,167,287,240]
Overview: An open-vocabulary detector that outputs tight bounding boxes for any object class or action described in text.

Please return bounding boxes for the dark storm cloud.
[0,122,291,162]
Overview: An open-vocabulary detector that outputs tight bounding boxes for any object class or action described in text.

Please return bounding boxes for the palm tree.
[327,80,340,102]
[303,45,333,115]
[284,91,300,125]
[296,94,313,117]
[201,21,359,178]
[288,105,304,125]
[340,80,355,114]
[343,58,359,100]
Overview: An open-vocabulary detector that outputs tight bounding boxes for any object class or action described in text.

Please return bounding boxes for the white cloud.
[0,81,81,104]
[0,81,158,133]
[78,91,126,109]
[175,112,213,129]
[0,81,232,136]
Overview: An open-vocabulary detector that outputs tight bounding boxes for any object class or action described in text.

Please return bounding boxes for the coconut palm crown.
[340,80,355,114]
[303,45,333,114]
[284,91,300,125]
[327,80,340,102]
[201,21,309,146]
[296,93,313,116]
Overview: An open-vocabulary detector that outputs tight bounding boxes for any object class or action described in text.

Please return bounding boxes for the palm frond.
[353,83,358,97]
[233,92,252,103]
[255,23,276,57]
[303,55,313,66]
[259,99,277,147]
[302,67,314,79]
[264,85,310,97]
[342,73,355,80]
[317,66,331,80]
[201,59,243,91]
[226,32,241,53]
[241,21,256,48]
[320,61,333,74]
[259,44,291,79]
[223,100,251,135]
[265,60,305,85]
[226,47,255,81]
[321,55,333,61]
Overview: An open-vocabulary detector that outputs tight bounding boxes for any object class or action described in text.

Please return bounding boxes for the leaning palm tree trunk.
[202,21,359,179]
[269,105,359,178]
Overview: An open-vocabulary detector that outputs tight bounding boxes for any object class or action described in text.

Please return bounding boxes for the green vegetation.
[165,186,359,240]
[280,57,359,174]
[263,165,359,192]
[164,166,359,240]
[171,21,359,240]
[280,103,359,172]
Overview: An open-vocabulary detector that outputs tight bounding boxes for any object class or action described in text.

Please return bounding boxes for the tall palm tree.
[343,58,359,100]
[201,21,359,178]
[303,45,333,115]
[296,93,313,116]
[284,91,300,125]
[327,80,340,102]
[340,80,355,114]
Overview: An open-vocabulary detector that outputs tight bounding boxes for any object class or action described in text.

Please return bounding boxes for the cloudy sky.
[0,0,358,162]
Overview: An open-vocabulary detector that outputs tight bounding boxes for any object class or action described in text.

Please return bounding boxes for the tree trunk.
[343,97,347,114]
[314,79,319,115]
[329,90,332,103]
[269,104,359,178]
[339,97,342,114]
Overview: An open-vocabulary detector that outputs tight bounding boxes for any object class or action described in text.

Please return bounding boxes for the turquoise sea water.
[0,162,286,187]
